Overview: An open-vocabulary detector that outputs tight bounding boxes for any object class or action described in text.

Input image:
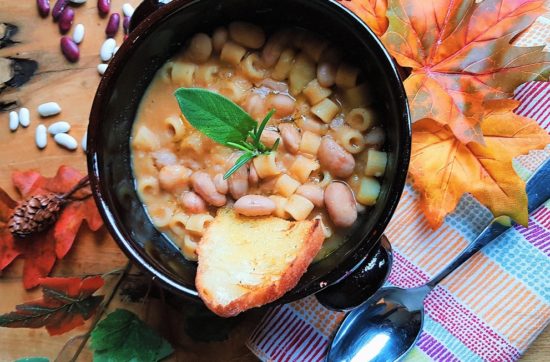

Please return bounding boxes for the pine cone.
[8,193,66,238]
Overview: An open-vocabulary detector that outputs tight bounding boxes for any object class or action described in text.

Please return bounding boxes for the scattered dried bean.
[54,133,78,150]
[105,12,120,38]
[37,0,50,17]
[48,121,71,134]
[35,125,48,149]
[122,3,134,17]
[38,102,61,117]
[73,24,85,44]
[9,111,19,132]
[60,36,79,62]
[97,63,108,75]
[81,131,87,152]
[100,38,116,61]
[70,0,87,3]
[58,7,74,34]
[123,15,130,34]
[97,0,110,16]
[19,108,30,128]
[52,0,69,20]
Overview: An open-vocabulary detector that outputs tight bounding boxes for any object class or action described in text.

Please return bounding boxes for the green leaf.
[14,358,49,362]
[223,152,255,180]
[90,309,173,362]
[175,88,257,146]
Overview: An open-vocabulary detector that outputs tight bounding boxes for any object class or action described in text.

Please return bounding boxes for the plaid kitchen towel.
[246,15,550,362]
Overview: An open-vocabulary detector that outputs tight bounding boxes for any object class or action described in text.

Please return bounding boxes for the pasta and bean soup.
[131,22,387,261]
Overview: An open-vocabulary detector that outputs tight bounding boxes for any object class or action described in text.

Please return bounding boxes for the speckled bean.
[54,133,78,150]
[97,0,110,16]
[105,12,120,38]
[52,0,69,20]
[190,171,226,207]
[325,182,357,227]
[60,36,79,62]
[234,195,276,216]
[58,7,74,34]
[318,137,355,178]
[37,0,50,17]
[180,191,207,214]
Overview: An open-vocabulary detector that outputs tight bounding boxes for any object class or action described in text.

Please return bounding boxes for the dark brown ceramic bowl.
[87,0,410,307]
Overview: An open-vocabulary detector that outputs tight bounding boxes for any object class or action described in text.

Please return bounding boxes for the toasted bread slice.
[196,209,325,317]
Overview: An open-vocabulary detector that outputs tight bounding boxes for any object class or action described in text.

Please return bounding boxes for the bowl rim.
[87,0,411,302]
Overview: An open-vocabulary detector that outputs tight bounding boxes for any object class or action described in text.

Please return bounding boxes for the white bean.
[48,121,71,135]
[228,21,265,49]
[113,46,120,55]
[180,191,207,214]
[100,38,116,62]
[234,195,276,216]
[187,33,212,63]
[213,173,229,194]
[296,184,324,208]
[9,111,19,131]
[212,27,228,53]
[317,62,337,87]
[54,133,78,150]
[37,102,61,117]
[278,123,300,154]
[122,3,135,17]
[190,171,226,207]
[81,131,87,152]
[97,64,108,75]
[325,182,357,227]
[35,124,48,149]
[70,0,87,3]
[318,137,355,178]
[18,107,30,127]
[73,24,85,44]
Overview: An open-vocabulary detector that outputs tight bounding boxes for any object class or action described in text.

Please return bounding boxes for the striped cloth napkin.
[246,15,550,362]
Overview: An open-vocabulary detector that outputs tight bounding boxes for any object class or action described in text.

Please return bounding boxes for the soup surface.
[131,23,387,261]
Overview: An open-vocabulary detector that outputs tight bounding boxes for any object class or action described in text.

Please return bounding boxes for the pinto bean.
[190,171,226,206]
[179,191,207,214]
[234,195,276,216]
[213,173,229,194]
[324,182,357,227]
[318,136,355,178]
[278,123,301,154]
[296,184,324,208]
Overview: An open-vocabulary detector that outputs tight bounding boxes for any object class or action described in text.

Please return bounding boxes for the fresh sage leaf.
[175,88,257,145]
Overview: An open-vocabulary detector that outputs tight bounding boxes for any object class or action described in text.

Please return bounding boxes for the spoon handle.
[428,160,550,288]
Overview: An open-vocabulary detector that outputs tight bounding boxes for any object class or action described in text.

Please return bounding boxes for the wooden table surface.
[0,1,548,361]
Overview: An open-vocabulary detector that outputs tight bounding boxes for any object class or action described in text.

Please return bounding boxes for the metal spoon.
[327,161,550,362]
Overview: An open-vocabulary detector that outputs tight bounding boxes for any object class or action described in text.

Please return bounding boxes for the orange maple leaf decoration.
[338,0,388,36]
[382,0,549,144]
[410,100,550,228]
[0,166,103,289]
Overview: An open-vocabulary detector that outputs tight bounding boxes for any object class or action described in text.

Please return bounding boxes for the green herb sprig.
[174,88,280,179]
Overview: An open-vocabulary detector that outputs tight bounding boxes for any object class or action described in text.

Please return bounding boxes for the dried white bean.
[9,111,19,131]
[100,38,116,62]
[122,3,134,17]
[81,131,87,152]
[48,121,71,135]
[70,0,87,3]
[37,102,61,117]
[113,46,119,55]
[97,64,108,75]
[54,133,78,150]
[35,124,47,149]
[73,24,85,44]
[18,107,30,127]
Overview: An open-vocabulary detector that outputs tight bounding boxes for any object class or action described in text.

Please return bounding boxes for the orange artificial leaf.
[382,0,549,143]
[0,276,104,336]
[0,166,103,289]
[410,100,550,228]
[338,0,388,36]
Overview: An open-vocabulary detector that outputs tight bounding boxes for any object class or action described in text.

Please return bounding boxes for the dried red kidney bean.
[36,0,50,17]
[105,13,120,38]
[60,36,79,62]
[58,7,74,34]
[97,0,110,16]
[52,0,69,20]
[123,15,130,34]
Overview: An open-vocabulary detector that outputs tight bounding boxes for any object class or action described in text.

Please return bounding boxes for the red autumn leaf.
[0,276,104,336]
[338,0,388,36]
[382,0,549,143]
[0,166,103,288]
